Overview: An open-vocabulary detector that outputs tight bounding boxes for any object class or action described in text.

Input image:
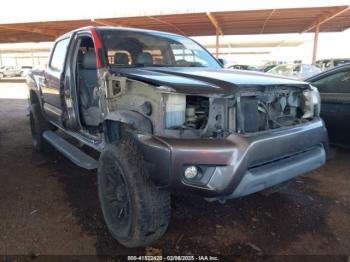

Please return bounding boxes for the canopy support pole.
[312,24,320,65]
[216,29,220,58]
[207,12,223,58]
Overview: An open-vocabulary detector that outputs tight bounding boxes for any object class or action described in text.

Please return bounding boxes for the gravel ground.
[0,83,349,260]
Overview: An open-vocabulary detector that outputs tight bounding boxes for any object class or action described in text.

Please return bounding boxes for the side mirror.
[217,58,226,67]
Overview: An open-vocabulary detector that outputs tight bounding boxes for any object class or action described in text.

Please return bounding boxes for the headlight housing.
[302,85,321,119]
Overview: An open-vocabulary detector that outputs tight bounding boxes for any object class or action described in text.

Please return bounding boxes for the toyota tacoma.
[27,27,328,247]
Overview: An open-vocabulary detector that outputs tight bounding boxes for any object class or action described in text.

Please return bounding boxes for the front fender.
[27,73,43,107]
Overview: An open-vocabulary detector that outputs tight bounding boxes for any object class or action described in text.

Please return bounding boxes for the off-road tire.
[98,135,171,248]
[29,103,52,152]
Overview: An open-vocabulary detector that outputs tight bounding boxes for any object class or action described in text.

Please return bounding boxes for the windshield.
[100,30,221,68]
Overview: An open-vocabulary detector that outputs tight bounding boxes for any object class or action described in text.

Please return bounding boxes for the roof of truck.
[60,26,185,38]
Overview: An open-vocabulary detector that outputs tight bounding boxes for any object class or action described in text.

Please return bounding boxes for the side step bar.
[43,131,98,170]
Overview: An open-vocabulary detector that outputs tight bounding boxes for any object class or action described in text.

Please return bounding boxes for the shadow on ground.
[44,147,340,256]
[1,87,349,257]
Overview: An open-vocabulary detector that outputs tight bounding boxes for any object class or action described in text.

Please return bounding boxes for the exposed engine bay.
[162,85,315,138]
[106,76,319,139]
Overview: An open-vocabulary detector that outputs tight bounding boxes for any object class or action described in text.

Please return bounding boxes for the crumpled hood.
[112,67,308,96]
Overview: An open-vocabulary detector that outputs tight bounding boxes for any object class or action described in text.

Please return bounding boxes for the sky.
[0,0,349,66]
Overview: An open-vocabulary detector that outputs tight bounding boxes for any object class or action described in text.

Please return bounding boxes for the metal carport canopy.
[0,3,349,63]
[0,5,349,43]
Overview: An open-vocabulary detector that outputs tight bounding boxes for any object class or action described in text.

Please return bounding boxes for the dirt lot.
[0,82,349,259]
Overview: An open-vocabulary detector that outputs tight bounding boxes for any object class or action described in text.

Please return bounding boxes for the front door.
[41,38,70,124]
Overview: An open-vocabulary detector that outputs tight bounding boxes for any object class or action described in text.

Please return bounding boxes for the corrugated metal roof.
[0,4,349,43]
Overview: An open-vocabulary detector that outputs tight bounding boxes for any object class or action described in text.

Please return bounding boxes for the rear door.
[41,37,70,124]
[312,67,350,146]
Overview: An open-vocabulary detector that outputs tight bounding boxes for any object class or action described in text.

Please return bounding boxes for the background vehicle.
[316,59,350,71]
[307,63,350,148]
[228,64,259,71]
[268,63,321,79]
[20,66,33,77]
[260,64,277,72]
[0,66,22,78]
[27,26,327,248]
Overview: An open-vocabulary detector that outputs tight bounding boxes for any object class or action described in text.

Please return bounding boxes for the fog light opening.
[184,166,199,179]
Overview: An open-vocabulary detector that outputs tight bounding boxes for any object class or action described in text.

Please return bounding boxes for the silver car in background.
[316,58,350,71]
[267,63,321,79]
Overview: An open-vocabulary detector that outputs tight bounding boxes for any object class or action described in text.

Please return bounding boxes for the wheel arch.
[103,110,153,144]
[29,89,40,105]
[27,73,43,107]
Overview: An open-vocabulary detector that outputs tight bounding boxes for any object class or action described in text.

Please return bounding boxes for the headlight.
[302,85,321,119]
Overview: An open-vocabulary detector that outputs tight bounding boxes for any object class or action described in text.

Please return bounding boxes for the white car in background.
[267,63,321,79]
[0,66,23,78]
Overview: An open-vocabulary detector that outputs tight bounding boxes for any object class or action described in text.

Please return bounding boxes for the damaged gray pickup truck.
[27,27,328,247]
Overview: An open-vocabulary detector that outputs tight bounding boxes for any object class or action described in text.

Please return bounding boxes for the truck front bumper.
[136,118,328,199]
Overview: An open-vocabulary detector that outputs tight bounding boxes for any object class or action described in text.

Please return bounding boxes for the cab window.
[50,38,70,71]
[107,50,132,65]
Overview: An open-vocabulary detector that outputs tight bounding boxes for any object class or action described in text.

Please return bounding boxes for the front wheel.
[98,136,171,247]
